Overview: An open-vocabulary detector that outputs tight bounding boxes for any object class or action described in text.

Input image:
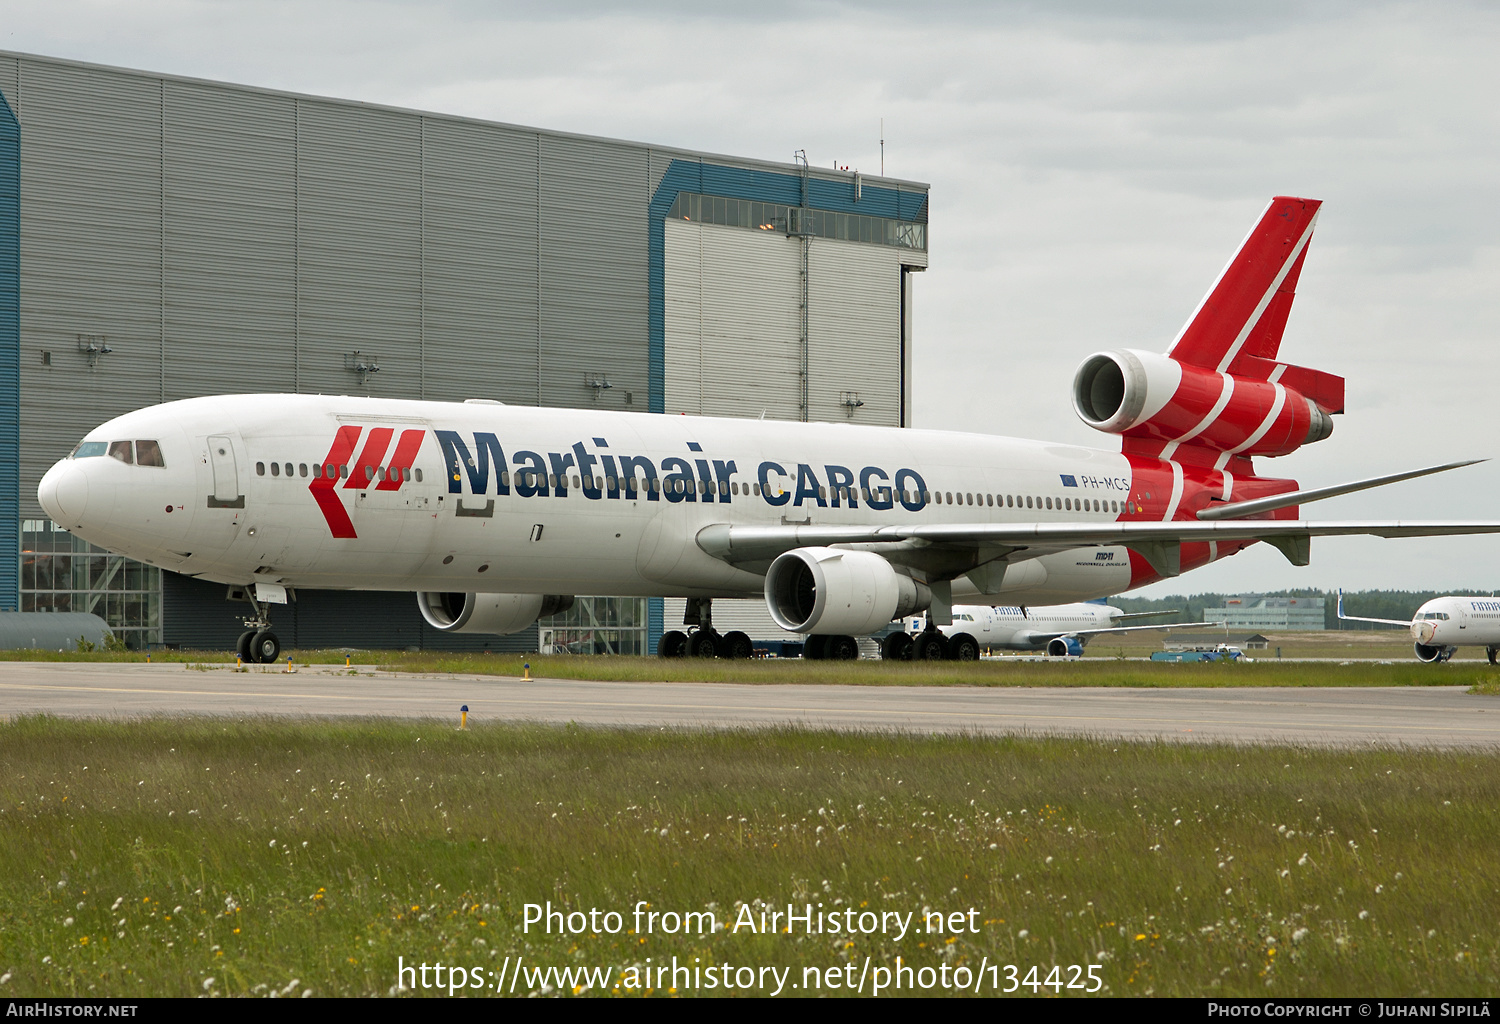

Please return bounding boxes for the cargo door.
[206,435,244,508]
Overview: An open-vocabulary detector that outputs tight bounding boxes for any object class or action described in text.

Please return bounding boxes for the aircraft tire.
[721,631,754,660]
[251,629,280,664]
[1489,646,1498,665]
[657,630,688,659]
[826,635,860,660]
[686,630,718,658]
[949,633,981,662]
[236,630,255,661]
[803,635,829,660]
[914,633,947,661]
[881,632,914,661]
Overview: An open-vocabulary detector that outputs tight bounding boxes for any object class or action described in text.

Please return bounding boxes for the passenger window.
[415,469,423,483]
[285,463,293,478]
[312,464,322,479]
[256,462,266,476]
[271,462,280,477]
[339,464,349,478]
[403,467,411,482]
[652,479,661,493]
[135,439,165,467]
[752,482,760,496]
[719,480,728,496]
[299,463,308,478]
[548,474,558,488]
[108,440,133,464]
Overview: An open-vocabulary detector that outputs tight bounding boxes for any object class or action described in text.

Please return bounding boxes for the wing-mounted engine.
[417,592,575,634]
[1046,636,1083,658]
[765,548,930,635]
[1073,196,1344,460]
[1073,348,1334,457]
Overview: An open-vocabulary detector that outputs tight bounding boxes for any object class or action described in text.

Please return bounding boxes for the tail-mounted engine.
[1073,348,1335,458]
[417,592,575,634]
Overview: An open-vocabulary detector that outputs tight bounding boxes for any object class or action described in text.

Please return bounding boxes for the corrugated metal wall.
[1,52,674,520]
[0,69,17,610]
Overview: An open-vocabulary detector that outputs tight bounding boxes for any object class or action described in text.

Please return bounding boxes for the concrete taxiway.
[0,662,1495,747]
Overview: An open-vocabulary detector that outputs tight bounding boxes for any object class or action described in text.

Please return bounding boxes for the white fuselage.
[923,603,1126,650]
[1409,597,1500,649]
[38,395,1141,604]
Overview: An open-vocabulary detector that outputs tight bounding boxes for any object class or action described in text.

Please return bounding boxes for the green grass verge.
[0,717,1496,997]
[7,648,1500,688]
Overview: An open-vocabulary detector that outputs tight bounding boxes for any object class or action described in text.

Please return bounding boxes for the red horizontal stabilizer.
[1168,197,1321,371]
[1226,354,1345,414]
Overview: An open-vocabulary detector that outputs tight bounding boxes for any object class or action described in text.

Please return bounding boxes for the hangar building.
[0,51,930,653]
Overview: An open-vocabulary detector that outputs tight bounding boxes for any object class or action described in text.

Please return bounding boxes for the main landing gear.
[1489,646,1498,666]
[657,598,754,660]
[234,588,282,664]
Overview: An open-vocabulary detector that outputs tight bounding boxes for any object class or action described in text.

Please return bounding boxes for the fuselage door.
[207,435,245,508]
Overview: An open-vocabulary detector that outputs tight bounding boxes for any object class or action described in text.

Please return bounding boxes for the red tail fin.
[1168,196,1321,372]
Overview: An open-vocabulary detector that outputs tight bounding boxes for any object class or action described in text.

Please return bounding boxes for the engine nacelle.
[1413,642,1452,664]
[1046,636,1084,658]
[417,592,575,634]
[765,548,930,636]
[1072,348,1333,457]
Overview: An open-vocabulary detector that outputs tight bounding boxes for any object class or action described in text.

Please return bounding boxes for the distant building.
[1202,595,1325,632]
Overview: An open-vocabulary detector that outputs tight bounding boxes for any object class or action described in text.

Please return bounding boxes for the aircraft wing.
[1335,588,1414,629]
[698,519,1500,580]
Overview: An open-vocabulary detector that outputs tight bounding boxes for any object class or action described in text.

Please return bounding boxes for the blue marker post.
[523,662,532,682]
[460,705,469,731]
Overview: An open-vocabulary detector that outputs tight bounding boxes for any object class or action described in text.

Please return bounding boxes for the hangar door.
[664,218,901,427]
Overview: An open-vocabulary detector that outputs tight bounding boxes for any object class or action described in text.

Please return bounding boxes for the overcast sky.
[4,1,1499,597]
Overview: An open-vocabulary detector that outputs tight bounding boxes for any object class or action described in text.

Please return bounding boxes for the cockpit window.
[72,441,107,459]
[108,440,134,464]
[135,439,165,467]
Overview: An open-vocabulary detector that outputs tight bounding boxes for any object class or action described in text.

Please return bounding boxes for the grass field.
[7,646,1500,690]
[0,717,1496,998]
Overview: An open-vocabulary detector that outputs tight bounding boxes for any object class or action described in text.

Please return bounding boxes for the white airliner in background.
[35,196,1500,662]
[1337,590,1500,663]
[903,602,1219,660]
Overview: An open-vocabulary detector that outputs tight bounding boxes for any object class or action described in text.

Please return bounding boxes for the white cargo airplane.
[35,196,1500,662]
[1336,590,1500,664]
[904,602,1219,660]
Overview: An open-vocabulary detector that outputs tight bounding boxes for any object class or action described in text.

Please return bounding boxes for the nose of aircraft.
[38,460,88,525]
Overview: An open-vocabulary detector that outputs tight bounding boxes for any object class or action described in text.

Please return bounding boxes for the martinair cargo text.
[36,197,1500,662]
